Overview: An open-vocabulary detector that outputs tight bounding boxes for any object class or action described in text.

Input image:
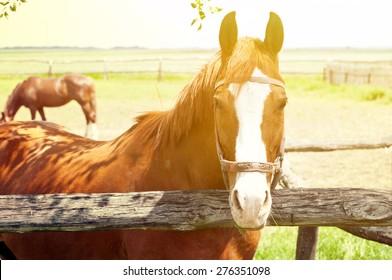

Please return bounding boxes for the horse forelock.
[225,37,280,85]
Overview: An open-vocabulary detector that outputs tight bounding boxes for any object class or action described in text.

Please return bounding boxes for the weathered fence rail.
[0,188,391,234]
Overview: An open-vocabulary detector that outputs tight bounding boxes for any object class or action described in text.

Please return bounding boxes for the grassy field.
[256,227,391,260]
[0,48,391,260]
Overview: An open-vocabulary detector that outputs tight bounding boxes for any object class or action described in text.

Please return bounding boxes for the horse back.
[16,76,70,107]
[0,121,104,195]
[63,74,96,102]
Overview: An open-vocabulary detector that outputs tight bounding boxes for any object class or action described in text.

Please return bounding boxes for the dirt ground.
[284,98,391,190]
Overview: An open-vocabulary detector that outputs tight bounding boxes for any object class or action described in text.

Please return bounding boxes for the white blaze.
[229,68,272,229]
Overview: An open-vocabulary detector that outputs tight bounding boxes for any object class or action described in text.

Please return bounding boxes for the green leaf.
[197,23,202,30]
[20,0,27,2]
[191,3,197,9]
[209,6,222,14]
[0,2,10,6]
[191,18,198,26]
[199,10,205,20]
[10,3,16,11]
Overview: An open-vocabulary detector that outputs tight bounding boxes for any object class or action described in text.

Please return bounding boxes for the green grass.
[285,75,392,104]
[255,227,392,260]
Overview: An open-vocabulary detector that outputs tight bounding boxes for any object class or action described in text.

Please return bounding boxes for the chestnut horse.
[0,74,98,140]
[0,11,287,259]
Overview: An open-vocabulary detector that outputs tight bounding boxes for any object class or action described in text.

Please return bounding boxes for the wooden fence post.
[279,169,320,260]
[329,69,333,84]
[295,227,319,260]
[47,60,53,78]
[103,59,108,81]
[157,57,163,82]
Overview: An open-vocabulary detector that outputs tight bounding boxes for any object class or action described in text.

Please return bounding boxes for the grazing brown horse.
[0,11,287,259]
[0,74,98,139]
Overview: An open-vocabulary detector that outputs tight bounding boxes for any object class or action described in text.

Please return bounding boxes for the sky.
[1,0,392,49]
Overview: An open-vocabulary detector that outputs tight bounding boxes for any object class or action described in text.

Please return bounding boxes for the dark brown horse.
[0,11,286,259]
[0,74,98,139]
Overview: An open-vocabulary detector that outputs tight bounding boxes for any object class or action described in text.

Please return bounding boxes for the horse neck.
[6,91,21,118]
[145,110,222,190]
[115,56,225,191]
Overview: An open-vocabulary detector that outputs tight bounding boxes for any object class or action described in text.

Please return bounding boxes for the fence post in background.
[367,73,372,84]
[279,167,320,260]
[295,227,319,260]
[103,59,108,81]
[344,72,349,83]
[329,69,333,84]
[157,57,163,82]
[47,60,53,78]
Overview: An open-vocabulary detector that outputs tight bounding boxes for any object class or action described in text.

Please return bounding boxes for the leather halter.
[214,76,286,190]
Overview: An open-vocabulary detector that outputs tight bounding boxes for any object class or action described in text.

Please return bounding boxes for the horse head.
[214,12,286,229]
[0,112,6,123]
[1,105,15,123]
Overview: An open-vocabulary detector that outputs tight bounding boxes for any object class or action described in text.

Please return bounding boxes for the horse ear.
[219,11,238,55]
[264,12,284,55]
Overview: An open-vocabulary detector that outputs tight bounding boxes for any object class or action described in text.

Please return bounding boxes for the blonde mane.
[130,37,274,150]
[129,53,220,149]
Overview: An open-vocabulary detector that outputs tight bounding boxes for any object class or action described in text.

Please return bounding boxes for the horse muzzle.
[229,172,272,229]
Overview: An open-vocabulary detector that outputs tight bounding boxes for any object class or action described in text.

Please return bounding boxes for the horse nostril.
[232,189,243,212]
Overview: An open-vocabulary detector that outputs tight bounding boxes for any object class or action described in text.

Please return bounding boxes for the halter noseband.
[214,76,286,190]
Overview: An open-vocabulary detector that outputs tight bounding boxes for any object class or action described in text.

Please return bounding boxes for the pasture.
[0,48,391,259]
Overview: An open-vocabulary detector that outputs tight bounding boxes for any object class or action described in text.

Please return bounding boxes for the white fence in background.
[4,57,392,85]
[325,60,392,87]
[0,57,327,79]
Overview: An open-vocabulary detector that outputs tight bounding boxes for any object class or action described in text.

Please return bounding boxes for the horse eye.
[281,97,288,108]
[213,96,223,109]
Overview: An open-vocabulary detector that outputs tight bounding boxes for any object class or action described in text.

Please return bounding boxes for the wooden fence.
[0,58,326,79]
[325,60,392,86]
[282,136,392,259]
[4,57,392,84]
[0,136,391,259]
[0,187,391,234]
